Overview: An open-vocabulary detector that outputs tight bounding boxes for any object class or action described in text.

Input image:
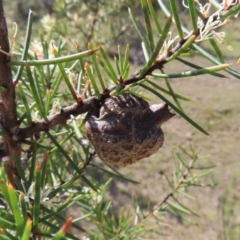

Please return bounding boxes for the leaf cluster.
[0,0,240,239]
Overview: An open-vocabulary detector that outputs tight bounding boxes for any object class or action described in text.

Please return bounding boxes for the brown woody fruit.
[85,93,174,166]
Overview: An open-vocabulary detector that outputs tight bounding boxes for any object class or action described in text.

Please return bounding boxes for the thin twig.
[145,152,196,219]
[82,151,96,170]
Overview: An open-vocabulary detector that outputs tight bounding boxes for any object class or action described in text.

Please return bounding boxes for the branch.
[0,0,21,185]
[11,0,238,142]
[11,31,207,142]
[0,2,18,129]
[14,96,100,141]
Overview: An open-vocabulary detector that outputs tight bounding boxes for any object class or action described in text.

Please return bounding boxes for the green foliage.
[0,0,240,239]
[0,147,215,239]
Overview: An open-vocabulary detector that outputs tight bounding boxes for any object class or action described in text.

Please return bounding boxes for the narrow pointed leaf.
[220,3,240,18]
[99,46,118,83]
[25,63,46,120]
[40,153,48,188]
[70,115,82,139]
[12,154,27,184]
[85,62,101,98]
[91,55,105,91]
[33,164,41,229]
[118,45,124,75]
[20,192,27,223]
[209,39,224,63]
[96,55,118,84]
[52,216,73,240]
[147,79,191,101]
[177,189,195,200]
[147,0,162,34]
[8,184,24,236]
[123,44,130,79]
[193,43,240,79]
[140,83,209,135]
[153,63,230,78]
[193,169,213,178]
[172,196,199,217]
[28,143,37,186]
[128,8,150,53]
[21,219,32,240]
[0,234,15,240]
[17,82,32,124]
[115,56,121,76]
[141,0,154,51]
[169,0,184,39]
[139,15,172,77]
[142,41,150,62]
[162,73,184,112]
[0,217,16,230]
[187,0,198,32]
[176,57,226,78]
[80,174,99,192]
[40,219,78,240]
[88,165,139,184]
[168,200,191,215]
[10,49,98,66]
[47,132,81,174]
[15,10,33,81]
[57,62,78,102]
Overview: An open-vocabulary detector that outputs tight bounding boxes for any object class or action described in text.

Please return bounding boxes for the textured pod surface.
[85,93,174,166]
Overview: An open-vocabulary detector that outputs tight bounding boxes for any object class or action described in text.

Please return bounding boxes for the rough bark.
[0,0,21,186]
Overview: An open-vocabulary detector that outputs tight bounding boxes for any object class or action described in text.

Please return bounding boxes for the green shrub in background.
[0,0,240,239]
